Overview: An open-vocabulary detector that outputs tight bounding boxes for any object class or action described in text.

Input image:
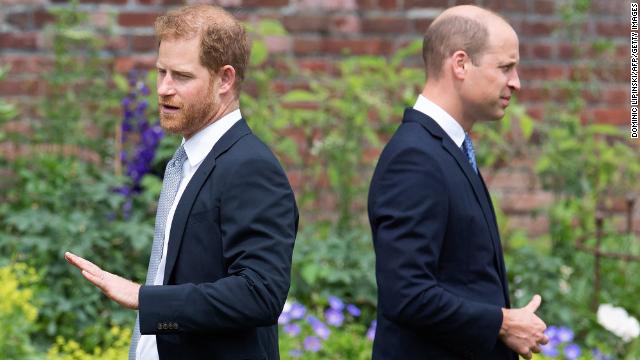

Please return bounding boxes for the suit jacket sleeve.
[138,155,298,333]
[369,144,503,354]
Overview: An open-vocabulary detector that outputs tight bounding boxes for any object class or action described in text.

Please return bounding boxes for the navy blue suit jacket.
[368,109,517,359]
[138,119,298,360]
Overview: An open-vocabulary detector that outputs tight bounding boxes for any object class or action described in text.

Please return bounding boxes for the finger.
[524,294,542,312]
[522,350,532,360]
[531,344,541,353]
[539,334,549,345]
[65,252,103,275]
[82,269,106,291]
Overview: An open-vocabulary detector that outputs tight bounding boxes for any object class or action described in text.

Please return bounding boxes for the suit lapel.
[163,119,252,284]
[403,109,509,302]
[478,170,511,307]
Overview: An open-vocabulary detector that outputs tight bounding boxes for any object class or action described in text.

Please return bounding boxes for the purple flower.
[324,308,344,327]
[289,349,303,357]
[289,303,306,319]
[303,336,322,352]
[557,326,574,343]
[564,343,581,360]
[328,295,344,311]
[541,342,559,357]
[347,304,361,317]
[284,323,300,336]
[544,325,559,342]
[278,311,290,325]
[307,316,330,339]
[367,320,377,341]
[592,348,612,360]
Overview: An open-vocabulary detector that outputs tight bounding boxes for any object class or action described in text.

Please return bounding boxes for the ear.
[217,65,237,95]
[450,50,469,80]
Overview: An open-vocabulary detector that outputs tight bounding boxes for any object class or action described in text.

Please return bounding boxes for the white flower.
[597,303,640,342]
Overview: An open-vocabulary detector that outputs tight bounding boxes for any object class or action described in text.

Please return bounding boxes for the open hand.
[65,251,140,310]
[499,294,549,360]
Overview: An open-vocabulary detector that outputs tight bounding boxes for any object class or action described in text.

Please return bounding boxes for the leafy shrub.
[0,263,40,359]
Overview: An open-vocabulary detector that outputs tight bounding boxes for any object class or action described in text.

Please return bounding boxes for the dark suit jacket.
[138,119,298,360]
[368,109,517,360]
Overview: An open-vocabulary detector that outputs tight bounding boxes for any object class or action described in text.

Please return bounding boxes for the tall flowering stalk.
[116,70,163,215]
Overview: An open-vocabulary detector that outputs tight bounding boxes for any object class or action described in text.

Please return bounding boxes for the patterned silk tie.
[129,144,187,360]
[462,132,478,174]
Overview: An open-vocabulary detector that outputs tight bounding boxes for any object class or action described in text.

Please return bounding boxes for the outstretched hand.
[499,294,549,360]
[65,252,140,310]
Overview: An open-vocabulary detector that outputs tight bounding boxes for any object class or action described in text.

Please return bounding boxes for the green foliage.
[0,154,153,350]
[0,263,40,359]
[474,99,535,169]
[243,30,423,234]
[47,325,130,360]
[279,323,372,360]
[290,227,376,307]
[36,0,120,156]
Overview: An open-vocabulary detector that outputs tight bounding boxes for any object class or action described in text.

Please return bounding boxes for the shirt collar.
[413,95,465,148]
[182,109,242,167]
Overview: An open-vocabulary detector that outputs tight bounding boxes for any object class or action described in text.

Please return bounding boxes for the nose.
[157,73,176,97]
[508,69,521,92]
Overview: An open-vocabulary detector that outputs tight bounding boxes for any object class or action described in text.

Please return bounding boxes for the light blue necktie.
[129,144,187,360]
[462,132,478,174]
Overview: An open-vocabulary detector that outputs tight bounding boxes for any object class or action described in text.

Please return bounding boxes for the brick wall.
[1,0,636,235]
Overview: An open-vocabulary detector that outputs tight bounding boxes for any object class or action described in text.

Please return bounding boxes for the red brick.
[292,37,323,55]
[114,56,157,73]
[331,15,361,34]
[590,0,627,16]
[525,105,544,120]
[362,17,410,34]
[0,32,39,50]
[517,87,548,102]
[533,0,555,14]
[33,9,56,28]
[80,0,127,3]
[324,38,390,55]
[6,11,31,30]
[484,0,529,12]
[404,0,448,8]
[589,108,630,125]
[413,19,432,33]
[356,0,377,9]
[243,0,289,6]
[0,55,53,73]
[130,35,157,52]
[558,43,575,58]
[105,35,129,52]
[485,169,534,191]
[520,20,558,37]
[118,12,162,27]
[297,58,338,73]
[265,35,291,53]
[501,192,553,213]
[519,64,566,81]
[379,0,398,10]
[283,15,328,32]
[596,21,628,37]
[530,43,553,59]
[0,78,43,96]
[599,87,629,106]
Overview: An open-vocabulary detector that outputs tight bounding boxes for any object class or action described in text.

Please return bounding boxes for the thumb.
[524,294,542,312]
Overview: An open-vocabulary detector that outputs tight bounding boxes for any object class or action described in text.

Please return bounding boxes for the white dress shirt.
[136,109,243,360]
[413,94,465,148]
